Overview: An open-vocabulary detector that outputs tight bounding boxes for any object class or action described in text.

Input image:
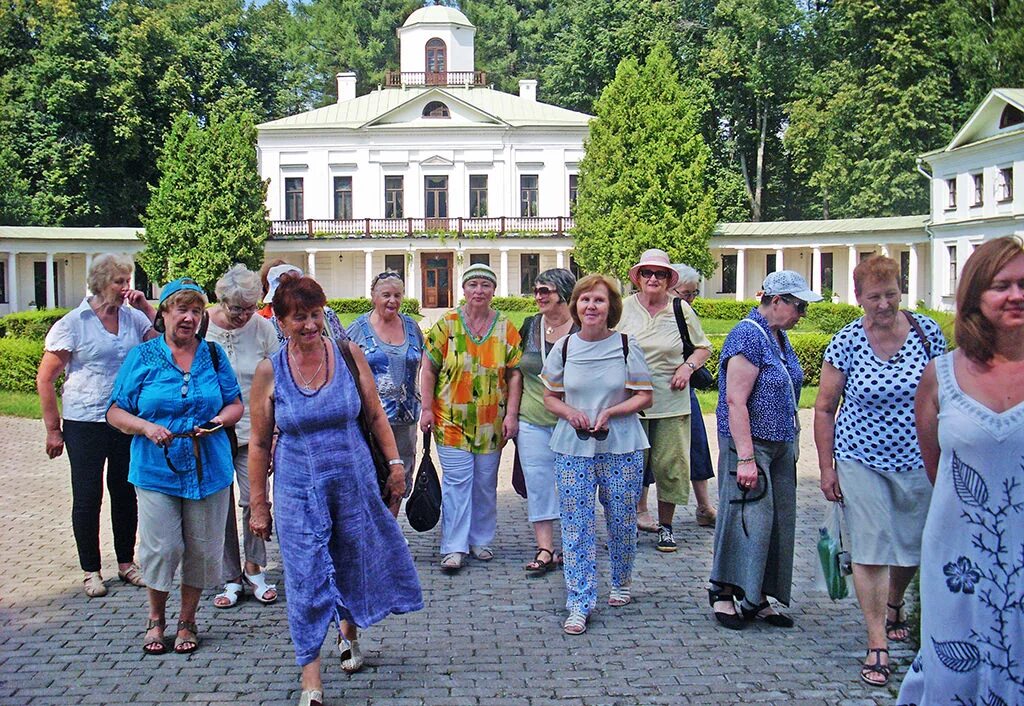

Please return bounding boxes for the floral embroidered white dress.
[897,353,1024,706]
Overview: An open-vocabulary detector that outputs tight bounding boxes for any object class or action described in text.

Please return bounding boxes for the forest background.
[1,0,1022,230]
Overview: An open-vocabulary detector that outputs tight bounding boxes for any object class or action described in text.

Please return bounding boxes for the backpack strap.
[902,311,931,358]
[561,333,629,365]
[207,339,220,371]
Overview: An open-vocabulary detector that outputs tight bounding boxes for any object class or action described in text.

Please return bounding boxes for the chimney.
[336,72,357,103]
[518,79,537,102]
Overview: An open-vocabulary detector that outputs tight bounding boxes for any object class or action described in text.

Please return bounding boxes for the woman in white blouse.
[36,254,157,597]
[207,265,281,608]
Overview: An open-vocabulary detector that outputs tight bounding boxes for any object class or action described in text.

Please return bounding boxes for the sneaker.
[656,525,677,552]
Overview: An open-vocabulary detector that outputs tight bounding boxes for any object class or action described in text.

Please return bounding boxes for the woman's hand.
[502,414,519,442]
[125,289,149,309]
[670,363,694,391]
[45,429,65,459]
[565,408,591,431]
[249,501,273,541]
[820,464,843,502]
[386,467,405,516]
[419,409,434,434]
[736,459,759,489]
[142,422,173,446]
[592,409,612,433]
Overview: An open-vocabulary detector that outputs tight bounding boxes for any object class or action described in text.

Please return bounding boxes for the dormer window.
[423,101,450,118]
[999,104,1024,129]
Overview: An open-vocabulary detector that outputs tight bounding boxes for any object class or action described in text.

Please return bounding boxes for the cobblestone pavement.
[0,411,911,705]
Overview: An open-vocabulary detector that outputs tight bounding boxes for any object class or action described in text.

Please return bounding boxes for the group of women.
[37,235,1024,704]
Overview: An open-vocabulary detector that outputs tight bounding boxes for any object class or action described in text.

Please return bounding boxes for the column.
[7,253,18,312]
[735,249,746,301]
[847,245,857,304]
[775,248,784,272]
[556,248,566,269]
[85,253,94,295]
[407,250,418,301]
[499,249,510,297]
[363,249,374,298]
[908,243,919,307]
[45,252,55,308]
[811,246,822,293]
[306,249,317,280]
[455,249,465,293]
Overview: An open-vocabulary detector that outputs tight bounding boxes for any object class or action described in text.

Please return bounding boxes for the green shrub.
[326,298,420,315]
[701,332,831,387]
[692,299,758,320]
[914,307,956,347]
[0,338,45,393]
[490,296,537,312]
[803,302,862,335]
[0,308,70,340]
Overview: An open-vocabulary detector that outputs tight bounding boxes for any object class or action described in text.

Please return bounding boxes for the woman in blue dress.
[247,273,423,706]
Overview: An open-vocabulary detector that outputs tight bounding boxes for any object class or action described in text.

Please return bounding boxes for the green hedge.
[490,296,537,312]
[803,302,863,335]
[0,308,70,340]
[702,332,833,387]
[325,297,420,315]
[692,299,758,320]
[0,338,45,393]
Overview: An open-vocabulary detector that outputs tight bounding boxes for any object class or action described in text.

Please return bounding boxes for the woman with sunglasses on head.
[259,260,349,345]
[708,270,821,630]
[516,268,578,576]
[106,277,243,656]
[542,274,653,634]
[205,265,281,609]
[617,249,713,552]
[813,256,945,687]
[346,270,424,510]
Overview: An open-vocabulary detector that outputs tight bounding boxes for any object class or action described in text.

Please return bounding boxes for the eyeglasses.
[533,286,557,296]
[227,304,258,316]
[181,371,191,398]
[638,268,670,281]
[575,427,609,441]
[674,288,698,300]
[779,295,808,314]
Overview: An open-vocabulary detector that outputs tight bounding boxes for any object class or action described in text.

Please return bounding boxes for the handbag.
[338,340,393,506]
[511,444,528,499]
[673,298,716,390]
[817,502,851,600]
[406,431,442,532]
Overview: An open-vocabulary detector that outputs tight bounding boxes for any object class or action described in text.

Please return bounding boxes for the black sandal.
[886,601,910,642]
[708,589,744,630]
[741,600,795,628]
[142,618,167,656]
[860,647,891,687]
[525,548,556,576]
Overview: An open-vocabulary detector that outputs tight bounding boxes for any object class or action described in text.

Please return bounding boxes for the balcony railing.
[268,216,573,239]
[384,71,488,88]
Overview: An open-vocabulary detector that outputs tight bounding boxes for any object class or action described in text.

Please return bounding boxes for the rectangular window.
[384,254,405,280]
[945,177,957,209]
[333,176,353,220]
[469,253,490,266]
[520,175,539,217]
[520,254,540,293]
[860,251,874,262]
[469,175,488,218]
[0,260,6,304]
[971,173,984,207]
[765,253,777,275]
[900,251,910,295]
[384,176,404,219]
[821,252,834,293]
[285,177,304,221]
[721,254,737,294]
[33,260,59,308]
[568,174,578,209]
[948,245,958,294]
[424,175,448,218]
[998,167,1013,203]
[134,263,153,300]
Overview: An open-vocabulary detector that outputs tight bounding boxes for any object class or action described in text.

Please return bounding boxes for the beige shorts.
[641,416,692,506]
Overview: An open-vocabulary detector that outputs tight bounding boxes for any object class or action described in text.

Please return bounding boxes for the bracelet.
[736,455,756,464]
[387,459,405,466]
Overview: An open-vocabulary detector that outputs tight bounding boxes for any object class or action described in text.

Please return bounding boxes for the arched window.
[423,101,450,118]
[425,38,446,84]
[999,103,1024,129]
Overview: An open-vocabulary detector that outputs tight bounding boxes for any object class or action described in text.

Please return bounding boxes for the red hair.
[271,273,327,320]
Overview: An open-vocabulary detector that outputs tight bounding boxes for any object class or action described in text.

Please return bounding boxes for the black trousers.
[63,420,138,571]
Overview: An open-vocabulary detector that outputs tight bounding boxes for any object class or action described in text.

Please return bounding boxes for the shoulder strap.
[561,334,570,365]
[207,340,220,371]
[902,311,931,358]
[620,332,629,364]
[673,298,695,357]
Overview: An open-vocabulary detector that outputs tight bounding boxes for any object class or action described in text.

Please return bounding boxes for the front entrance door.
[421,253,452,308]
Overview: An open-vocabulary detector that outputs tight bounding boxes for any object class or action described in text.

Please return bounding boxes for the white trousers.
[437,444,501,555]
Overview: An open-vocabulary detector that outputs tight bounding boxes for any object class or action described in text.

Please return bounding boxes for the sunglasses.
[373,271,402,284]
[638,268,670,281]
[180,371,191,398]
[575,427,609,441]
[533,286,557,296]
[779,295,808,314]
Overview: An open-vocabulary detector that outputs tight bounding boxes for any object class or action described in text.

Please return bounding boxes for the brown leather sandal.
[860,647,891,687]
[142,618,167,656]
[174,620,199,654]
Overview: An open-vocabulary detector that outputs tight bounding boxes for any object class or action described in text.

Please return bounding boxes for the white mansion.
[0,5,1021,315]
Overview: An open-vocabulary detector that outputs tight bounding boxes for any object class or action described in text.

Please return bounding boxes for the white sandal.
[563,610,588,635]
[297,689,323,706]
[440,552,464,571]
[608,586,632,607]
[214,581,244,608]
[243,571,278,604]
[338,636,364,673]
[83,571,107,598]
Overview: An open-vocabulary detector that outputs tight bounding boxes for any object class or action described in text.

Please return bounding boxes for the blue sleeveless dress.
[271,340,423,667]
[897,353,1024,705]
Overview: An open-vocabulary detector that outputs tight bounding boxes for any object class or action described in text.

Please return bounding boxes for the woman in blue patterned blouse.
[708,271,821,630]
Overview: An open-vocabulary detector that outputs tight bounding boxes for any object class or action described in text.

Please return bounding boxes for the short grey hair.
[671,264,701,287]
[215,264,262,305]
[87,253,134,296]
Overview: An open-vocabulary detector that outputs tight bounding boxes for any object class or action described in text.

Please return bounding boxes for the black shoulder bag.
[673,298,716,390]
[337,340,393,506]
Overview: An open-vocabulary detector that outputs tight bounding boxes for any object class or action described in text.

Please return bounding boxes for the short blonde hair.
[215,264,262,305]
[87,253,134,296]
[569,274,623,328]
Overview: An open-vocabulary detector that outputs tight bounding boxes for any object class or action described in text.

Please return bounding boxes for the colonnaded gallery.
[0,4,1022,315]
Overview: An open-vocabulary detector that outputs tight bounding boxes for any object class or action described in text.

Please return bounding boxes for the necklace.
[545,316,571,336]
[289,339,327,391]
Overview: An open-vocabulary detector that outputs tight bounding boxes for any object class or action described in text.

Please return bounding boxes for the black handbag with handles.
[673,298,716,390]
[337,340,393,506]
[406,431,442,532]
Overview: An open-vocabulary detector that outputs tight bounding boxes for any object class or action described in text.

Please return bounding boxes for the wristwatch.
[388,459,405,466]
[684,362,696,370]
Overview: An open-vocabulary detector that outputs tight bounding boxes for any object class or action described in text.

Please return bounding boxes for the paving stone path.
[0,411,911,705]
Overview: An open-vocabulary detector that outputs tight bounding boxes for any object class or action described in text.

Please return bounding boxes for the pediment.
[421,154,455,167]
[946,88,1024,151]
[363,88,507,129]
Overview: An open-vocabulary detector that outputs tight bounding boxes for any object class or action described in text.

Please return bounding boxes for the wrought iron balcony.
[383,70,488,88]
[268,216,573,239]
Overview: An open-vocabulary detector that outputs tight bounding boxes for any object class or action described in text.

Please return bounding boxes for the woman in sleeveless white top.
[897,237,1024,705]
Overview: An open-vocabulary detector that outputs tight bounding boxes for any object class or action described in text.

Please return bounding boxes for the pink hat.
[628,248,679,289]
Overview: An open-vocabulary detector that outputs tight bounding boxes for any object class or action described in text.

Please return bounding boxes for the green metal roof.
[0,226,142,241]
[401,5,474,28]
[715,215,928,237]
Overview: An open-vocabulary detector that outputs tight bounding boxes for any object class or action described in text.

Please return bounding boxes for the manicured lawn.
[0,391,46,419]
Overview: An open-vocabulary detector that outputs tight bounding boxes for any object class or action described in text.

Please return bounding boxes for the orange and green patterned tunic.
[425,309,523,454]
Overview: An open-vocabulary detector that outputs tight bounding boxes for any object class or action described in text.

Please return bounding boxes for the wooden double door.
[421,253,452,308]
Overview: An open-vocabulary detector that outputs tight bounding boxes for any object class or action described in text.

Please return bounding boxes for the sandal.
[174,620,199,654]
[117,563,146,587]
[243,571,278,605]
[297,689,323,706]
[741,600,794,628]
[563,610,588,635]
[214,581,244,608]
[440,552,464,572]
[860,647,891,687]
[886,601,910,642]
[525,548,556,576]
[470,545,494,561]
[636,510,659,533]
[83,571,107,598]
[708,589,744,630]
[608,586,632,607]
[142,618,167,656]
[338,636,364,673]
